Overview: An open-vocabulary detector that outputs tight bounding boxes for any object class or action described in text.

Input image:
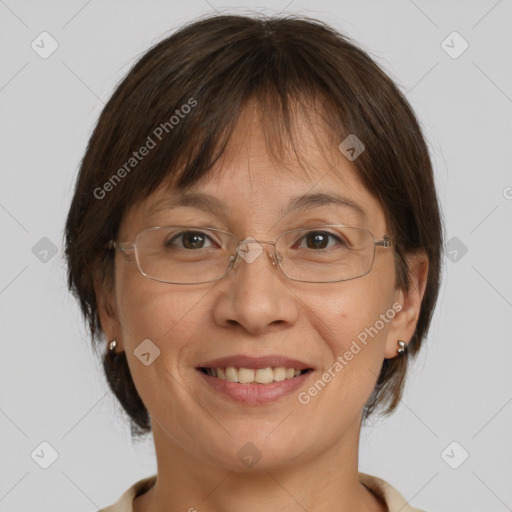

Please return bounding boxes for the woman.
[65,13,442,512]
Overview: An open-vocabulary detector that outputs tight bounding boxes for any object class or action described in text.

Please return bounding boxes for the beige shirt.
[98,472,426,512]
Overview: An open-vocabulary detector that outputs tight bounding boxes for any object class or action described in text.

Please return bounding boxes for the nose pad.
[267,248,277,266]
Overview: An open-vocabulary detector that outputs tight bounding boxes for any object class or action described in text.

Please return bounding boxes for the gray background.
[1,0,511,511]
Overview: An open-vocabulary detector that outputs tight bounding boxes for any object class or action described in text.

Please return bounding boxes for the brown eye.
[298,231,346,250]
[166,231,213,250]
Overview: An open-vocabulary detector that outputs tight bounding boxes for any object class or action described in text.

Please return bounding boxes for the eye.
[165,230,217,250]
[295,231,348,250]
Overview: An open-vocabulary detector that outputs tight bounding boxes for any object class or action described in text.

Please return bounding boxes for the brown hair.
[64,13,443,438]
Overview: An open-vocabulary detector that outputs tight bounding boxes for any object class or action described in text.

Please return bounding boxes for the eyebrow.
[147,192,226,216]
[147,191,367,219]
[283,192,367,218]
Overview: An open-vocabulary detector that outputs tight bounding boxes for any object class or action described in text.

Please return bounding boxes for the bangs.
[103,43,353,223]
[162,93,351,195]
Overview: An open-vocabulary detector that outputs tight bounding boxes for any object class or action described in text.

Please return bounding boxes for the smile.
[199,366,312,384]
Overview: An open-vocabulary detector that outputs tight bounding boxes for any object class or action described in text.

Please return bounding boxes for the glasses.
[108,225,392,284]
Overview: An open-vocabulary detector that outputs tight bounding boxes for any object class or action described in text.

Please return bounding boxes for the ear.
[94,270,124,352]
[384,250,429,359]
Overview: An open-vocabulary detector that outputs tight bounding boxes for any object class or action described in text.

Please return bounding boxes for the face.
[100,103,423,472]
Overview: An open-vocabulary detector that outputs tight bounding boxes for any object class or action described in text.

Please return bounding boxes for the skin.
[97,100,428,512]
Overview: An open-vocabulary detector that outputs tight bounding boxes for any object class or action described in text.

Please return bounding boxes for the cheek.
[114,268,215,397]
[114,272,211,422]
[306,266,397,365]
[115,266,210,345]
[295,277,397,430]
[302,265,396,407]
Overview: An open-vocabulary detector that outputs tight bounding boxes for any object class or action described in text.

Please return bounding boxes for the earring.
[109,340,117,352]
[397,339,407,355]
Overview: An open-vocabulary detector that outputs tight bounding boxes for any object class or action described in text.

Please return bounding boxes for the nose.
[211,239,299,335]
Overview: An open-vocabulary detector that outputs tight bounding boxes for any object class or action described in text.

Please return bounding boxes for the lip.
[197,368,314,405]
[196,355,315,405]
[197,355,314,371]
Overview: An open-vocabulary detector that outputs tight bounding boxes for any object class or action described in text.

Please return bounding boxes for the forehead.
[122,100,387,233]
[207,97,355,185]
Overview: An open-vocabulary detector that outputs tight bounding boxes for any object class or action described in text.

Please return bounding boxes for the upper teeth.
[205,367,304,384]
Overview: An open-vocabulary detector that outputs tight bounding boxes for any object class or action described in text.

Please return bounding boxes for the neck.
[133,416,386,512]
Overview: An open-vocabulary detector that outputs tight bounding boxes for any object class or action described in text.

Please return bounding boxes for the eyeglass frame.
[107,225,393,285]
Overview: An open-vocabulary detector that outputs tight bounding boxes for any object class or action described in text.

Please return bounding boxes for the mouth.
[198,366,313,384]
[195,355,315,404]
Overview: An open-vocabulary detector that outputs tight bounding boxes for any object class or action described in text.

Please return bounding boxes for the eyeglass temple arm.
[375,235,392,248]
[106,240,136,253]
